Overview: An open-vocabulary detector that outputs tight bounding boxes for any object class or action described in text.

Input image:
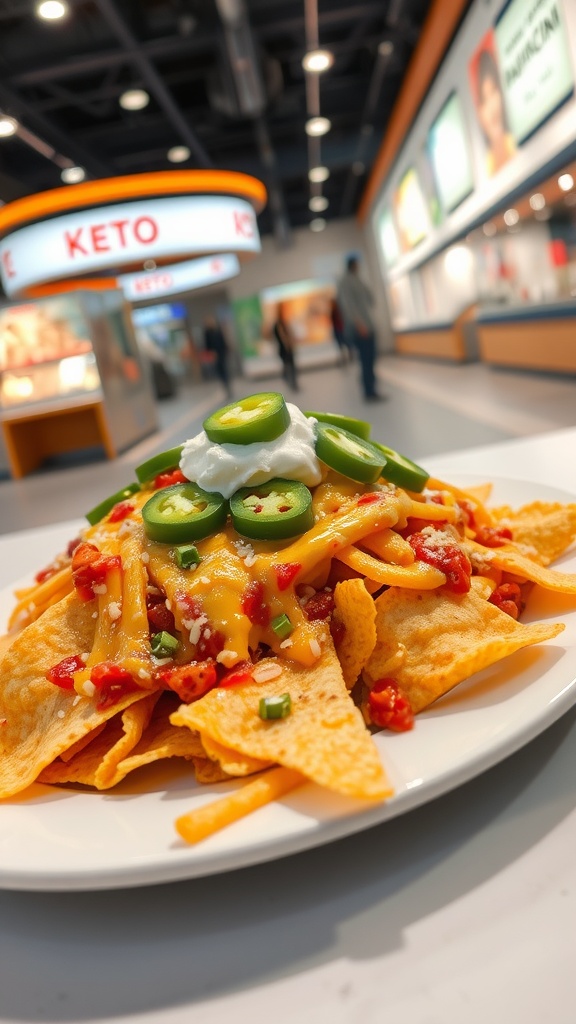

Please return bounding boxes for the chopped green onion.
[258,693,292,720]
[271,613,293,640]
[151,631,179,657]
[174,544,201,569]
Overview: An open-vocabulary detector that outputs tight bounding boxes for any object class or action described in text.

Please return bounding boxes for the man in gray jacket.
[336,254,383,401]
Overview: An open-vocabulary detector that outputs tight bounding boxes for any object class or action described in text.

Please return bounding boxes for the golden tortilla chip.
[192,757,230,785]
[199,733,272,776]
[0,593,155,799]
[490,501,576,566]
[333,578,377,687]
[467,540,576,593]
[364,583,564,714]
[39,693,203,788]
[171,640,392,800]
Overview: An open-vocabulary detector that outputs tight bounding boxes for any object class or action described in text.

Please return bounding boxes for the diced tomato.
[67,536,83,557]
[330,617,346,646]
[90,662,140,710]
[303,590,335,621]
[241,581,270,626]
[156,660,218,702]
[71,543,122,601]
[174,592,202,620]
[146,592,176,633]
[409,531,471,594]
[35,563,59,585]
[357,492,380,506]
[46,654,85,690]
[430,493,445,505]
[273,562,302,591]
[458,499,476,530]
[108,501,134,523]
[489,582,523,619]
[475,525,513,547]
[154,468,187,489]
[196,628,225,660]
[219,660,254,688]
[368,678,414,732]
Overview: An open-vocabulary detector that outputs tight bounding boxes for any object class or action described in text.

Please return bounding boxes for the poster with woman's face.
[468,28,516,178]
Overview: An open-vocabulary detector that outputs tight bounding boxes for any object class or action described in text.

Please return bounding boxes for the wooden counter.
[477,303,576,374]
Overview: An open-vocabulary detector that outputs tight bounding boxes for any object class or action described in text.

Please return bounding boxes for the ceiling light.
[309,195,328,212]
[167,145,191,163]
[529,192,546,211]
[302,49,334,74]
[558,172,574,192]
[310,217,326,232]
[0,116,18,138]
[35,0,69,19]
[482,221,497,237]
[503,208,519,226]
[61,166,85,184]
[352,161,365,176]
[305,116,331,137]
[143,259,157,270]
[378,40,394,57]
[308,165,329,183]
[119,89,150,111]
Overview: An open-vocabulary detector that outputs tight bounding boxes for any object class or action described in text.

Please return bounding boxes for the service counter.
[476,301,576,375]
[393,305,478,363]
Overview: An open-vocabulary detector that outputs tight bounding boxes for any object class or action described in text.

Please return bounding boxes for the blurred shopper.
[203,314,231,398]
[273,303,299,391]
[337,254,383,401]
[330,296,352,363]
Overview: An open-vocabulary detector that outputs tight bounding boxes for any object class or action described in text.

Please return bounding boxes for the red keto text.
[64,216,159,259]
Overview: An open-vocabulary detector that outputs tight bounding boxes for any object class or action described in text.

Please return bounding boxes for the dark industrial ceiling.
[0,0,435,240]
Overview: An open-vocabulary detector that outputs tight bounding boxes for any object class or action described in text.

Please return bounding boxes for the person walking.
[337,254,383,401]
[203,314,231,398]
[273,303,299,391]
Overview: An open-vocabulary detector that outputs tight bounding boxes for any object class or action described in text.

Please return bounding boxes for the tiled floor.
[1,353,575,536]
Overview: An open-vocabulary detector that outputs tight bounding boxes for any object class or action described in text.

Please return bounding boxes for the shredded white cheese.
[82,680,96,697]
[216,649,239,667]
[252,662,283,683]
[107,601,122,621]
[309,638,321,658]
[92,583,107,595]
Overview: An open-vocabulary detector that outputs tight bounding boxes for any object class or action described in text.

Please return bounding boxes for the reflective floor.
[1,353,576,536]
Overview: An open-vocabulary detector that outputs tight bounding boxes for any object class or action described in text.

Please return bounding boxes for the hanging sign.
[119,253,240,302]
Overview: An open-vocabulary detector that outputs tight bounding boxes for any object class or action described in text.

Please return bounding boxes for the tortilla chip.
[364,583,564,714]
[490,501,576,566]
[333,578,377,687]
[467,540,576,594]
[39,693,203,788]
[465,483,493,505]
[192,757,230,785]
[199,733,272,776]
[0,593,154,799]
[171,640,392,800]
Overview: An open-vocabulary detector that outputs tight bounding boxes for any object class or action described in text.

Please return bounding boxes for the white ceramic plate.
[1,476,575,892]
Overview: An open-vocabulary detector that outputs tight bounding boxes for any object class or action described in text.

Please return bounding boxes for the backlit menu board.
[495,0,574,144]
[393,168,428,251]
[378,208,400,267]
[427,92,474,214]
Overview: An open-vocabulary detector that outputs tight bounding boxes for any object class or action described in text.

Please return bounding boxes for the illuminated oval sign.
[118,253,240,302]
[0,195,260,297]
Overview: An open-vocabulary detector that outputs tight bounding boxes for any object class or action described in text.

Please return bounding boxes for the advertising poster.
[469,28,516,177]
[495,0,574,144]
[378,208,400,268]
[259,280,334,348]
[427,92,474,213]
[393,168,428,250]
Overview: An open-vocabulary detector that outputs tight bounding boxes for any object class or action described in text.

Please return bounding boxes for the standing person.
[203,314,231,398]
[273,303,299,392]
[337,254,383,402]
[329,296,352,363]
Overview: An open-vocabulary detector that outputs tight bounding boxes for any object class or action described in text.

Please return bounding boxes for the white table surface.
[1,428,576,1024]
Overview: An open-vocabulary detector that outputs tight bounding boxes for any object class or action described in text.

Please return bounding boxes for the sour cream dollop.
[180,403,322,498]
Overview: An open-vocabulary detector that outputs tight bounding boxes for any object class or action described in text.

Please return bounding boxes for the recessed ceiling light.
[305,116,331,137]
[529,192,546,211]
[309,195,328,212]
[482,221,497,237]
[378,40,394,57]
[61,166,85,184]
[308,165,329,183]
[35,0,69,19]
[558,172,574,192]
[310,217,326,232]
[503,208,519,226]
[0,116,18,138]
[302,49,334,74]
[119,89,150,111]
[167,145,191,163]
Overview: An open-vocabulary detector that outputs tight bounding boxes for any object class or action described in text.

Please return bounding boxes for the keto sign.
[0,195,260,296]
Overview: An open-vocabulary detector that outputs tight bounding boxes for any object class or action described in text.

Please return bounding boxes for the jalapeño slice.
[372,443,429,492]
[305,410,371,440]
[230,479,314,540]
[142,483,227,543]
[203,393,290,445]
[314,424,385,484]
[135,445,184,484]
[86,483,140,526]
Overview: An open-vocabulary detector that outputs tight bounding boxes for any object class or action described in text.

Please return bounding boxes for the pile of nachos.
[1,393,576,844]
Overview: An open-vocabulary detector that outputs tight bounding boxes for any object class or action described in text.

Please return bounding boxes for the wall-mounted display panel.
[427,92,475,213]
[394,168,429,250]
[378,208,400,267]
[468,28,517,178]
